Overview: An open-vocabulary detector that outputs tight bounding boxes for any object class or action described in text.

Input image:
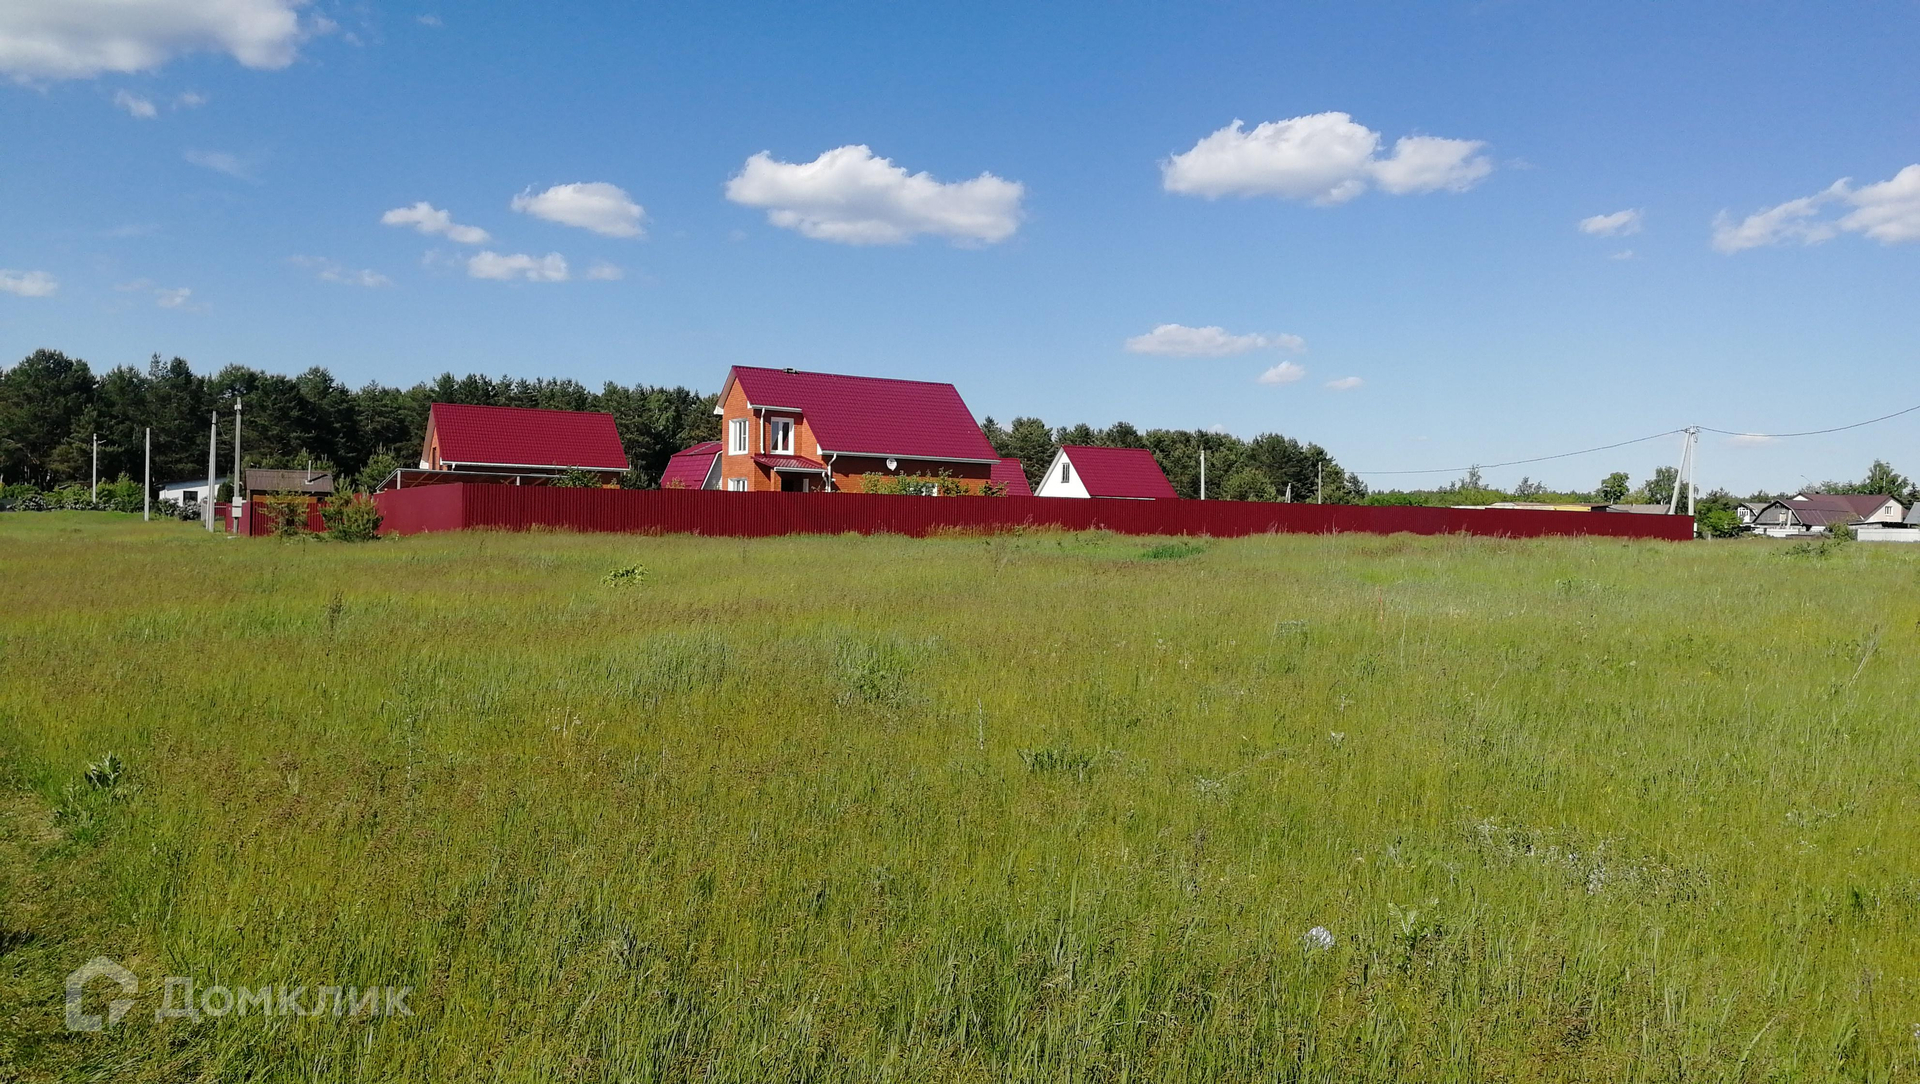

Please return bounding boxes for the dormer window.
[728,418,749,455]
[770,418,794,454]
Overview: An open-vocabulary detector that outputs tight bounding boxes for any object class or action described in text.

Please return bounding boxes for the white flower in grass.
[1302,926,1334,951]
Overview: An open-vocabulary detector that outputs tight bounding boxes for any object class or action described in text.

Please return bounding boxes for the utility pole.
[143,427,151,522]
[205,409,218,532]
[1315,462,1324,504]
[1666,427,1700,517]
[91,433,99,502]
[233,397,243,512]
[1199,447,1206,500]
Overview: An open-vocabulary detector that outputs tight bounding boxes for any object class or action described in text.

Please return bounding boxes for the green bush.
[319,492,383,541]
[256,495,313,537]
[552,468,604,488]
[858,472,971,496]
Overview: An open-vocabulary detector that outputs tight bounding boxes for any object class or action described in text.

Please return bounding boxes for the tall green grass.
[2,514,1918,1081]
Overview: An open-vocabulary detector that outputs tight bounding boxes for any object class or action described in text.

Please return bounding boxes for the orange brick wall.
[715,380,996,493]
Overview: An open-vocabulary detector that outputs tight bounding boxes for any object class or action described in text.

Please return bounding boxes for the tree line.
[982,417,1367,502]
[0,349,719,493]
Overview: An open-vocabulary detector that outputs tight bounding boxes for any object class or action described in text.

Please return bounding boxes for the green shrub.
[319,492,383,541]
[257,495,313,537]
[552,468,604,488]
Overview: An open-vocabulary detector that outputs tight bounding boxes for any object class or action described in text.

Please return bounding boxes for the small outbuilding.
[419,403,630,482]
[244,468,334,496]
[990,458,1033,497]
[1033,445,1176,499]
[659,441,722,489]
[158,477,225,505]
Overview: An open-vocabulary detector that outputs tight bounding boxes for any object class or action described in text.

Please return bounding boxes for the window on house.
[770,418,794,454]
[1060,461,1072,484]
[728,418,749,454]
[727,477,748,492]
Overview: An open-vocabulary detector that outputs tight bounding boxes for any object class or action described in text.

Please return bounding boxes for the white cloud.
[1609,249,1635,260]
[1256,361,1308,385]
[1124,323,1304,357]
[417,15,443,28]
[175,90,206,108]
[154,286,192,308]
[584,261,624,281]
[1368,135,1492,195]
[1837,165,1920,244]
[725,145,1024,245]
[0,0,308,81]
[467,251,568,282]
[0,269,58,297]
[1324,376,1364,391]
[1726,433,1776,446]
[112,89,155,117]
[1162,112,1491,204]
[511,182,645,238]
[184,149,252,179]
[1713,168,1920,252]
[381,201,490,244]
[1579,209,1642,237]
[289,255,391,287]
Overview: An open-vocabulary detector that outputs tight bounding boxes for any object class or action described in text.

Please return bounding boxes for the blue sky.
[3,1,1917,494]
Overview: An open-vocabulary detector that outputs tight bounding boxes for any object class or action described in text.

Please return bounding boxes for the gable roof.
[1060,445,1177,499]
[659,441,720,489]
[1792,493,1898,516]
[721,366,998,462]
[992,458,1032,497]
[244,468,334,494]
[428,403,629,471]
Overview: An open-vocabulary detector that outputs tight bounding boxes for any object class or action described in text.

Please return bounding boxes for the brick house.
[710,366,1003,492]
[420,403,630,483]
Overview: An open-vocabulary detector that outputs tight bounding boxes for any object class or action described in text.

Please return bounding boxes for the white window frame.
[727,477,748,492]
[770,417,794,454]
[728,418,749,455]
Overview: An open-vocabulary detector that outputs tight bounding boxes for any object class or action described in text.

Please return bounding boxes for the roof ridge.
[732,365,960,389]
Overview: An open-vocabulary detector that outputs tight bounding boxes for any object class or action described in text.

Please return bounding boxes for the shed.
[659,441,722,490]
[244,468,334,495]
[1034,446,1176,499]
[991,458,1033,497]
[421,403,630,482]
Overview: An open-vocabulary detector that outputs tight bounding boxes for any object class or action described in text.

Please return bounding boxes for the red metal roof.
[991,458,1033,497]
[724,366,998,462]
[752,453,829,472]
[430,403,630,471]
[1060,445,1177,499]
[659,441,720,489]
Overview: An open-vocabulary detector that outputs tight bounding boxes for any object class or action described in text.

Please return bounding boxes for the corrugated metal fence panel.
[371,484,1696,541]
[373,484,466,534]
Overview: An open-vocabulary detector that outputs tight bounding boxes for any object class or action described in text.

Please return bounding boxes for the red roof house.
[991,458,1033,497]
[711,366,1000,493]
[421,403,630,479]
[659,441,721,489]
[1033,445,1177,500]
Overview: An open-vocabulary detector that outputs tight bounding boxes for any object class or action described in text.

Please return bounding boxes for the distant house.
[659,441,721,490]
[1735,501,1771,525]
[991,458,1033,497]
[1789,492,1905,523]
[158,477,225,505]
[1752,493,1906,536]
[417,403,630,483]
[1033,446,1176,499]
[244,468,333,496]
[708,366,1001,493]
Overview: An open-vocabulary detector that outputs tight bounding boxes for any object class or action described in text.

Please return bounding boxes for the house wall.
[1033,450,1091,498]
[715,379,994,493]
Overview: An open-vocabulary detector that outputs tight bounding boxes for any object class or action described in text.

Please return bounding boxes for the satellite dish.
[886,458,898,472]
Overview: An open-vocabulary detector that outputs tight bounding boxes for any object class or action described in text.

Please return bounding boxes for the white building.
[158,478,225,506]
[1033,445,1177,499]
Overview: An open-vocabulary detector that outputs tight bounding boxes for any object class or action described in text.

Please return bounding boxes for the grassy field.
[2,513,1919,1082]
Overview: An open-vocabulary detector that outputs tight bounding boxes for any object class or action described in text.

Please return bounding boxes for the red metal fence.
[370,484,1696,541]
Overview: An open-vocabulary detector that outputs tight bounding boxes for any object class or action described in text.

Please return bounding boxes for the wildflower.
[1302,926,1334,951]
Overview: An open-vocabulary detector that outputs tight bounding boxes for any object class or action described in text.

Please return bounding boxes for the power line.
[1352,429,1684,477]
[1352,397,1920,478]
[1698,400,1920,439]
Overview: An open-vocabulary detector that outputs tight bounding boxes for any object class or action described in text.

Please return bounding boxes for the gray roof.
[245,469,334,494]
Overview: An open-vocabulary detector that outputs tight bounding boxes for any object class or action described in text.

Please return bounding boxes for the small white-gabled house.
[158,478,225,506]
[1033,445,1177,500]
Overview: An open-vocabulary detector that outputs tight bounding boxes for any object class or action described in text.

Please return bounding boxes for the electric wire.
[1351,399,1920,478]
